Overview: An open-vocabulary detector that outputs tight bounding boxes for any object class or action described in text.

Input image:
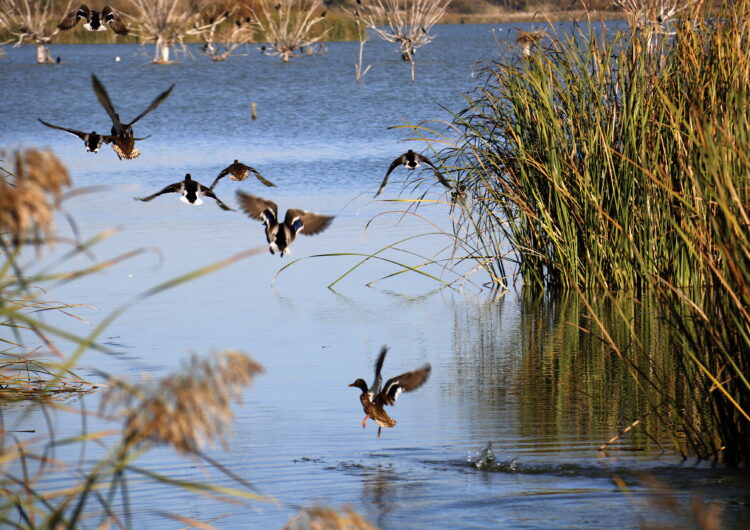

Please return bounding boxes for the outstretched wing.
[236,191,278,226]
[58,5,88,30]
[135,182,183,202]
[102,6,128,35]
[240,163,276,187]
[91,74,122,128]
[376,363,431,407]
[210,167,232,189]
[126,84,175,127]
[374,156,404,197]
[38,118,86,140]
[370,346,388,395]
[200,185,234,211]
[284,209,334,236]
[417,154,451,189]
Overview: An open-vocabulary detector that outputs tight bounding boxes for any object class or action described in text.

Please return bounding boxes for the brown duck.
[91,74,174,160]
[210,160,276,189]
[349,346,431,438]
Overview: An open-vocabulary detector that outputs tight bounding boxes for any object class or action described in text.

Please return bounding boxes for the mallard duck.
[91,74,174,160]
[136,174,233,211]
[37,118,112,153]
[210,160,276,189]
[349,346,431,438]
[236,191,333,256]
[58,5,128,35]
[375,149,451,197]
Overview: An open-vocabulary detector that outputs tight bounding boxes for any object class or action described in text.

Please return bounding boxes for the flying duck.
[375,149,451,197]
[236,191,334,256]
[210,160,276,189]
[349,346,431,438]
[92,74,174,160]
[136,174,233,211]
[37,118,112,153]
[58,5,128,35]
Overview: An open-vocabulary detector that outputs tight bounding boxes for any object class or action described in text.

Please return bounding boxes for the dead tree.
[359,0,450,81]
[615,0,699,53]
[129,0,220,64]
[0,0,69,64]
[252,0,327,62]
[193,7,257,61]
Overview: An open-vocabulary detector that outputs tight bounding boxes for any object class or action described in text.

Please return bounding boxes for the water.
[2,23,750,529]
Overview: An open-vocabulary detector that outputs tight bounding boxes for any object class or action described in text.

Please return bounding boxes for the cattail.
[101,350,263,455]
[284,505,377,530]
[0,149,71,245]
[515,30,545,57]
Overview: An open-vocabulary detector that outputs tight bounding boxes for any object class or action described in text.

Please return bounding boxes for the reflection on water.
[2,22,750,529]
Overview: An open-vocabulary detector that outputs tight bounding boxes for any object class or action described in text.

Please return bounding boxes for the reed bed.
[0,151,273,525]
[430,1,750,464]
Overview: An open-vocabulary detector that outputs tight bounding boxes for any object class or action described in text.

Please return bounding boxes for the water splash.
[467,442,498,470]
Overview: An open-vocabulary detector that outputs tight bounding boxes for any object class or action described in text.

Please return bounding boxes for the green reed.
[434,1,750,464]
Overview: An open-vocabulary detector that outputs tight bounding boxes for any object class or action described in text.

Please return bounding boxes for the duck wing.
[374,155,405,197]
[200,184,234,211]
[91,74,124,130]
[370,346,388,394]
[237,191,278,226]
[125,84,175,128]
[59,4,89,30]
[101,6,128,35]
[135,182,183,202]
[37,118,87,140]
[240,163,276,187]
[376,363,431,407]
[210,166,232,189]
[284,209,334,236]
[416,154,451,189]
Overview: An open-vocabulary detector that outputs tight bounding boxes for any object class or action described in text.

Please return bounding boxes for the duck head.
[348,379,368,392]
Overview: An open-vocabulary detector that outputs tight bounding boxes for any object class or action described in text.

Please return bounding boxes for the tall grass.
[434,2,750,464]
[0,150,272,525]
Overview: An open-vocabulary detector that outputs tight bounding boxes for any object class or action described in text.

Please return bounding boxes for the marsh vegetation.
[2,0,750,527]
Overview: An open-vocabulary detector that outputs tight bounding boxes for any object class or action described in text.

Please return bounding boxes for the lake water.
[2,22,750,529]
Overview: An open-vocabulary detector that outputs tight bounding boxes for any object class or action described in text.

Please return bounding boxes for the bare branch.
[190,5,258,61]
[356,0,450,80]
[128,0,204,63]
[252,0,327,62]
[0,0,70,63]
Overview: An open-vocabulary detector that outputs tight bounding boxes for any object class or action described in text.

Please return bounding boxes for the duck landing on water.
[349,346,431,438]
[236,191,333,257]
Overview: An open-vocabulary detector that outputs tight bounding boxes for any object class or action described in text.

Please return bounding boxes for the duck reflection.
[360,463,399,527]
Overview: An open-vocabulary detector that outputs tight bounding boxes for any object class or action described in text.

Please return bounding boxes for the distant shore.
[441,9,624,24]
[0,10,626,47]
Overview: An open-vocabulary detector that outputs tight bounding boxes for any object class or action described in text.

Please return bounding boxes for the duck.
[210,160,276,189]
[91,74,174,160]
[349,346,431,438]
[58,5,128,35]
[136,174,233,211]
[37,118,112,153]
[236,191,334,256]
[375,149,451,197]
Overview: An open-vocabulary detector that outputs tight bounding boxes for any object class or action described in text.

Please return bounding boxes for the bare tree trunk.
[36,43,52,64]
[410,59,415,82]
[155,37,171,63]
